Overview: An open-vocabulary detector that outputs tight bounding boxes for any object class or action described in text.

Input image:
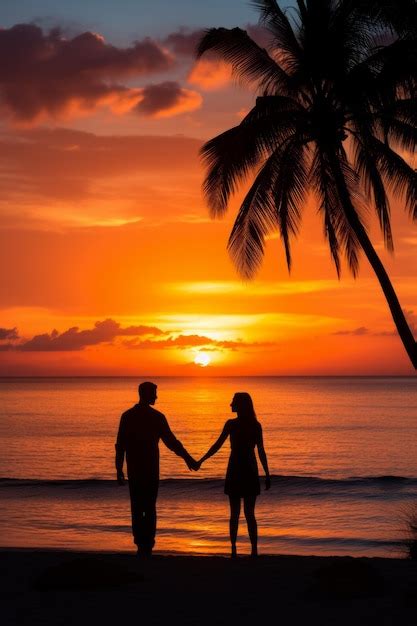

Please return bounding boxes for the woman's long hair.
[234,392,258,422]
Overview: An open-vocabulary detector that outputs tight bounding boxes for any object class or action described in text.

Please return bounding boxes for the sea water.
[1,376,417,556]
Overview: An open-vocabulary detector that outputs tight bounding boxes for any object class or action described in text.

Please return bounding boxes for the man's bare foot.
[137,547,152,559]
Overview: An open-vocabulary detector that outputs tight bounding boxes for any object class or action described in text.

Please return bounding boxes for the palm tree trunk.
[328,151,417,369]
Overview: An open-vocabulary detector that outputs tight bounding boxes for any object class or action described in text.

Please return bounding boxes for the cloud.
[0,127,203,227]
[164,28,233,95]
[402,237,417,246]
[0,24,174,123]
[162,28,206,56]
[125,334,271,351]
[0,319,269,352]
[245,24,273,49]
[0,327,19,340]
[173,24,270,91]
[187,59,232,90]
[169,280,341,297]
[0,126,201,181]
[163,24,271,56]
[332,313,417,337]
[2,319,166,351]
[236,107,250,120]
[376,311,416,337]
[333,327,370,336]
[134,81,202,118]
[405,310,417,334]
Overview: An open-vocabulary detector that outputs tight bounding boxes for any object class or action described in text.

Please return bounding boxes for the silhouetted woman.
[198,392,270,557]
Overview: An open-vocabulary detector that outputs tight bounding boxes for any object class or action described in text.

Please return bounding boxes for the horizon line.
[0,375,415,379]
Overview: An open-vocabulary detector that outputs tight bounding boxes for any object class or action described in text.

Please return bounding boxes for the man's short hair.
[138,381,157,399]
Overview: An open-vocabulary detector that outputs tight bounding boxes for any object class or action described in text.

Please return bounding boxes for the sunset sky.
[0,0,416,376]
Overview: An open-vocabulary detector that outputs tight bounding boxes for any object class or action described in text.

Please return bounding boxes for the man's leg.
[141,490,157,553]
[129,480,158,554]
[128,480,146,548]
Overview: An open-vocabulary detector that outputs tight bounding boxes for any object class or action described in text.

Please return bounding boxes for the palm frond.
[370,98,417,149]
[252,0,302,61]
[391,99,417,127]
[228,137,308,277]
[345,39,417,124]
[370,137,417,218]
[311,147,343,275]
[331,1,381,70]
[200,99,306,216]
[374,40,417,100]
[273,139,308,269]
[352,134,393,251]
[199,0,417,303]
[196,27,291,93]
[227,150,280,278]
[352,0,417,38]
[381,118,417,153]
[310,146,362,276]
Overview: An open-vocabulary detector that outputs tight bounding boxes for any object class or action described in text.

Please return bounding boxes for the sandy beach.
[2,549,417,626]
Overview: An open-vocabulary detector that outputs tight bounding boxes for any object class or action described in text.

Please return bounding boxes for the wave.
[2,474,417,496]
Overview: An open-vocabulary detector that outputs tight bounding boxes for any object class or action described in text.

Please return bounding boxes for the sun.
[194,352,211,367]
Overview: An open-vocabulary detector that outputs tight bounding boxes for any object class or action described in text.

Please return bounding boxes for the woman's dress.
[224,418,261,497]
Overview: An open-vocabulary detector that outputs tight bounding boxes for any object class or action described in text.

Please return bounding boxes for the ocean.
[1,376,417,557]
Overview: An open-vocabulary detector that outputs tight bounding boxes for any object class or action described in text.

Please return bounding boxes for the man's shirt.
[116,403,186,483]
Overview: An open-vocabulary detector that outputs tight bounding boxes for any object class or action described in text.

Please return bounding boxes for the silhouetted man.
[115,381,197,556]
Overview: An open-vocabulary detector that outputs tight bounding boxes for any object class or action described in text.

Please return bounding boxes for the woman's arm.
[198,421,231,466]
[257,424,271,490]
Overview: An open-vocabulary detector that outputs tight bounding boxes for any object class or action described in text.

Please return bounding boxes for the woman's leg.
[243,495,258,556]
[228,496,241,557]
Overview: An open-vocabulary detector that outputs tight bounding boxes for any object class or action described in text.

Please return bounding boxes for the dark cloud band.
[0,319,268,352]
[0,24,174,122]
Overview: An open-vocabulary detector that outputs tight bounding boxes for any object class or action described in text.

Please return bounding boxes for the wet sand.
[2,549,417,625]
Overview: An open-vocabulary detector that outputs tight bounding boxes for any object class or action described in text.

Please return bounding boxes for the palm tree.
[197,0,417,368]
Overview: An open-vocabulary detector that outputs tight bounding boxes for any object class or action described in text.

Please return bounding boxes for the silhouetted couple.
[115,381,270,558]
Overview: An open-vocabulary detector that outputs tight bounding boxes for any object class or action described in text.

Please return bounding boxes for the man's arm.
[115,414,126,485]
[160,416,198,470]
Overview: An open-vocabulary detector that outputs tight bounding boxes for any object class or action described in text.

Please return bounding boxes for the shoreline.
[0,545,409,559]
[2,549,417,625]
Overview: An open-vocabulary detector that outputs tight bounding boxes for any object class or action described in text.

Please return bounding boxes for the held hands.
[117,470,126,486]
[185,457,203,471]
[265,476,271,491]
[185,457,200,471]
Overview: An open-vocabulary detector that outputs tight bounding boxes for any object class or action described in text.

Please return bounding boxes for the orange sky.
[0,14,416,376]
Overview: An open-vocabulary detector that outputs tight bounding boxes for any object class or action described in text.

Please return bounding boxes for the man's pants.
[128,480,158,551]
